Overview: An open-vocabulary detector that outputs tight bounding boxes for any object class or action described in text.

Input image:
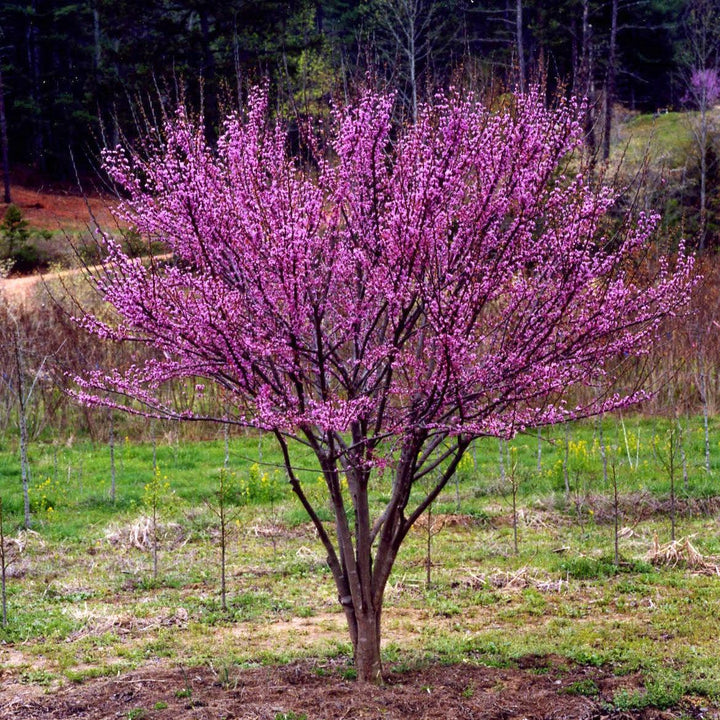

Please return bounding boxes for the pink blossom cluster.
[76,86,695,449]
[686,68,720,108]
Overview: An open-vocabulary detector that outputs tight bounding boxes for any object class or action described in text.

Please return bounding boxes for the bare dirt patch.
[1,185,117,232]
[0,266,90,303]
[0,658,699,720]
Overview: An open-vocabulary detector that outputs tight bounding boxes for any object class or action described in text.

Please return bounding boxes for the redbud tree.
[76,87,693,683]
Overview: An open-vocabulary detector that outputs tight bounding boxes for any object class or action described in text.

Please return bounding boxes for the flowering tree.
[688,68,720,108]
[76,87,693,683]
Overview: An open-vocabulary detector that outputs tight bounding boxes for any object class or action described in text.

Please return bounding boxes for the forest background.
[0,0,717,197]
[3,0,720,434]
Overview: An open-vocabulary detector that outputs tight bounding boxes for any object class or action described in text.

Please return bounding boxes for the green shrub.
[0,204,29,258]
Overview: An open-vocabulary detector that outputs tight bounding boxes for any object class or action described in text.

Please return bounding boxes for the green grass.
[616,111,695,170]
[1,416,720,711]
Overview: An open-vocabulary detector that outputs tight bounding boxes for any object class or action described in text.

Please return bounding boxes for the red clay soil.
[2,657,715,720]
[1,184,117,231]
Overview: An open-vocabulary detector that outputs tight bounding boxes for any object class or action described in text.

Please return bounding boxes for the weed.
[560,555,652,580]
[211,658,241,690]
[66,665,125,682]
[612,688,649,711]
[143,467,175,580]
[562,679,599,696]
[20,668,55,686]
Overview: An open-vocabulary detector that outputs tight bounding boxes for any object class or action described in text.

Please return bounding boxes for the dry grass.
[463,565,568,593]
[412,513,478,531]
[646,534,720,575]
[104,515,187,552]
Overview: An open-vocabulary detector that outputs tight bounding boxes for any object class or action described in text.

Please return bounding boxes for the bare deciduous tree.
[681,0,720,250]
[373,0,460,120]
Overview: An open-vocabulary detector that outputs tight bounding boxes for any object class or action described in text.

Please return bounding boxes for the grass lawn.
[0,416,719,715]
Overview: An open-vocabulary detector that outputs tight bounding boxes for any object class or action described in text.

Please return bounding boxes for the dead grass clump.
[587,493,720,524]
[1,529,44,578]
[516,508,553,529]
[585,491,655,524]
[248,520,317,540]
[64,607,189,643]
[7,529,45,554]
[295,546,323,564]
[495,507,561,529]
[105,516,187,551]
[385,576,423,599]
[646,534,720,575]
[463,566,567,593]
[413,513,478,531]
[5,559,31,579]
[249,520,287,538]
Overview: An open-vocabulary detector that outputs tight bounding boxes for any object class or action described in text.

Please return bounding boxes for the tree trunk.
[699,107,708,251]
[0,67,10,204]
[220,504,227,611]
[702,369,711,473]
[602,0,618,160]
[1,496,7,627]
[516,0,525,93]
[350,607,383,683]
[563,422,570,501]
[408,6,418,122]
[198,6,218,142]
[27,0,45,172]
[13,325,31,529]
[580,0,596,161]
[109,410,116,502]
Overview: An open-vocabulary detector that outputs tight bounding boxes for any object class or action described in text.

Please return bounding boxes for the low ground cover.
[0,418,719,717]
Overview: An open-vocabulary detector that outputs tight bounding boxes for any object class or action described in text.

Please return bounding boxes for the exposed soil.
[1,184,117,232]
[1,657,715,720]
[1,183,120,303]
[0,265,91,303]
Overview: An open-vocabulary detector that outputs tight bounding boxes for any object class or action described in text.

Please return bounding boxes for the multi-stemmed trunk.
[275,429,469,683]
[344,593,384,683]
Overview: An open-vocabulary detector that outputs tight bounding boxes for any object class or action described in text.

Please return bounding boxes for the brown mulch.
[2,658,715,720]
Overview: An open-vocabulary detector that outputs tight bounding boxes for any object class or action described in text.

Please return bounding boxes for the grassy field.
[1,416,719,714]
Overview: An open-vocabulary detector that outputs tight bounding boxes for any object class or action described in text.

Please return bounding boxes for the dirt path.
[1,271,63,303]
[0,184,121,303]
[0,264,102,304]
[1,254,173,304]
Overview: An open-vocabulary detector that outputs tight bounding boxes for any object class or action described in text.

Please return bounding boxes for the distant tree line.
[0,0,707,180]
